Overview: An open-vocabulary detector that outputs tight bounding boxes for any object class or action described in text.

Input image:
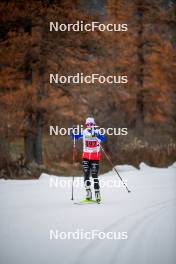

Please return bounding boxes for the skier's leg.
[91,160,101,203]
[82,158,91,187]
[91,160,100,190]
[82,158,92,199]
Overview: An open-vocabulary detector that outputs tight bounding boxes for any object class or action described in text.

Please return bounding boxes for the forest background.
[0,0,176,178]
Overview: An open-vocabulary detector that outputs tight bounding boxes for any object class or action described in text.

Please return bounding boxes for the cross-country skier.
[71,117,106,203]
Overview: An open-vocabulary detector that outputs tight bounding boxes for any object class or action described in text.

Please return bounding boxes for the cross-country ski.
[74,199,99,205]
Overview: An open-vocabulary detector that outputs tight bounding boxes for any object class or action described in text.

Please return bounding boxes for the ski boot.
[86,187,92,200]
[95,190,101,204]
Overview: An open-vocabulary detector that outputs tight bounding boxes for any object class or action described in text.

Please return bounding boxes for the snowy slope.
[0,163,176,264]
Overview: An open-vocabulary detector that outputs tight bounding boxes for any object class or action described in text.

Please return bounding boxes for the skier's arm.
[96,133,106,142]
[92,129,106,142]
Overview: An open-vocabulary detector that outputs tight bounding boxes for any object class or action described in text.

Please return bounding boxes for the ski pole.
[71,135,76,200]
[98,141,131,193]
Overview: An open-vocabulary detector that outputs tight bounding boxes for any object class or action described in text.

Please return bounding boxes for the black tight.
[82,158,100,190]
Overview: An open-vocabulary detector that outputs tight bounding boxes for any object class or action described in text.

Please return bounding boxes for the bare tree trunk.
[29,17,46,165]
[24,113,34,163]
[136,2,145,134]
[34,111,43,164]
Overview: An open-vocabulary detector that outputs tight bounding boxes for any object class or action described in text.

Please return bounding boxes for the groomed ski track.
[0,163,176,264]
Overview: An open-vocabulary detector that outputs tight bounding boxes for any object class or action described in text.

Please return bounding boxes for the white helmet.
[85,117,95,125]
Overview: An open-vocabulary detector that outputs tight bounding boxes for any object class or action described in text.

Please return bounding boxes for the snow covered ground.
[0,163,176,264]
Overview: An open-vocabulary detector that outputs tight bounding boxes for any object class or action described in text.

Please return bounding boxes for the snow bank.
[115,164,138,172]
